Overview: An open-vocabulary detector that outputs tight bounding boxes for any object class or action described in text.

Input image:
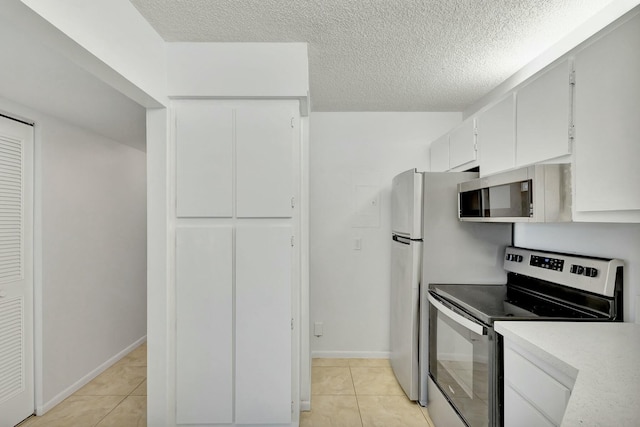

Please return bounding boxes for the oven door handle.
[428,293,486,336]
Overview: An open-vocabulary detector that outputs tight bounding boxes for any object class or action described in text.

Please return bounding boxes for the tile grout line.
[90,370,146,426]
[91,394,128,427]
[349,365,365,427]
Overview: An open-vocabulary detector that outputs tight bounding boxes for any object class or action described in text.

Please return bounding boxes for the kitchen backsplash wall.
[514,222,640,322]
[309,112,461,356]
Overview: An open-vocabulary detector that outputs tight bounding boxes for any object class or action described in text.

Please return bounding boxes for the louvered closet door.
[0,116,34,427]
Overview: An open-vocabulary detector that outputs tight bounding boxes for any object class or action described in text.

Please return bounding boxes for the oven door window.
[430,300,489,427]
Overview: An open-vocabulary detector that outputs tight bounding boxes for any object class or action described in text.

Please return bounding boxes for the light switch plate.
[314,322,323,337]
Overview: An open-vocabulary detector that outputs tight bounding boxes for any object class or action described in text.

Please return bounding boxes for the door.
[0,116,34,427]
[236,104,296,218]
[477,94,516,177]
[573,12,640,213]
[516,59,572,166]
[429,134,449,172]
[449,118,477,169]
[175,226,233,424]
[390,236,421,400]
[391,169,423,239]
[235,225,292,424]
[428,294,489,427]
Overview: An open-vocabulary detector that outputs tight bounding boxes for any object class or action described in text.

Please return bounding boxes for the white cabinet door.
[236,225,292,424]
[429,134,449,172]
[175,227,233,424]
[504,345,570,426]
[449,118,476,169]
[477,94,516,176]
[176,103,233,217]
[236,103,296,218]
[504,385,555,427]
[516,59,572,166]
[573,12,640,213]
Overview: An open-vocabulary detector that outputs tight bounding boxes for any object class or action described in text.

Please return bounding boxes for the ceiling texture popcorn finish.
[130,0,612,112]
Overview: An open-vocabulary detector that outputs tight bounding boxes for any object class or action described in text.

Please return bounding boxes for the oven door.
[428,292,490,427]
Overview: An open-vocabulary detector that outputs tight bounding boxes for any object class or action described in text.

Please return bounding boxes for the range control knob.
[506,253,523,262]
[584,267,598,277]
[570,265,585,275]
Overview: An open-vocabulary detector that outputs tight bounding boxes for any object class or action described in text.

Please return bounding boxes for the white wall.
[514,223,640,323]
[0,97,147,412]
[310,112,461,356]
[18,0,167,107]
[40,115,147,408]
[167,43,309,99]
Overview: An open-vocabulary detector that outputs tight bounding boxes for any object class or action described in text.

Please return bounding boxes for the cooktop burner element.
[430,247,624,325]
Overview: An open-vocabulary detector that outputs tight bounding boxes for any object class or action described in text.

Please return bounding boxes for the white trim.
[311,351,391,359]
[299,116,311,410]
[300,400,311,412]
[32,117,43,419]
[36,336,146,415]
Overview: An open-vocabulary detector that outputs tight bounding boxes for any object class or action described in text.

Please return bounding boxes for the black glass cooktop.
[429,278,613,325]
[429,284,538,325]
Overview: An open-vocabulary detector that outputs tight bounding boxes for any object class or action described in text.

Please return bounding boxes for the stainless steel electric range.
[425,246,624,427]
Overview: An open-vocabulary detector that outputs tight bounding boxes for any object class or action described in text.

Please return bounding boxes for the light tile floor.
[18,342,147,427]
[17,350,432,427]
[303,358,435,427]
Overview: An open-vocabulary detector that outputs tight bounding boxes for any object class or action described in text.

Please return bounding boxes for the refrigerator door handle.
[393,235,412,245]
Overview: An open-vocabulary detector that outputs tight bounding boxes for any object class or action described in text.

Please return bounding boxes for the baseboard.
[311,350,390,359]
[36,335,146,415]
[300,400,311,412]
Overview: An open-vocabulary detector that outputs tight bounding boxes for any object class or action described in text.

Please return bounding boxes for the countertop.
[494,321,640,427]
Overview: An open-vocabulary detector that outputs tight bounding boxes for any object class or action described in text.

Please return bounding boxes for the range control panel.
[503,246,623,298]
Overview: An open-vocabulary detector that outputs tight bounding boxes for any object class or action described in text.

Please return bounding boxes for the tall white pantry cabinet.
[172,99,301,425]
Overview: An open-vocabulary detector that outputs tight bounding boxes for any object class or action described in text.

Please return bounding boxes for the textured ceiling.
[130,0,612,112]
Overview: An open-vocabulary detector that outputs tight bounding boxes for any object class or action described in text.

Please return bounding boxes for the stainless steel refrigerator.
[390,169,512,404]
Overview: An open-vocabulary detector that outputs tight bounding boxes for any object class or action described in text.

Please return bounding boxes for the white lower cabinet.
[236,226,292,424]
[504,385,555,427]
[176,227,234,424]
[503,340,574,427]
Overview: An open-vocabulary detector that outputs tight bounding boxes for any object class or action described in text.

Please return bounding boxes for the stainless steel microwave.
[458,164,572,222]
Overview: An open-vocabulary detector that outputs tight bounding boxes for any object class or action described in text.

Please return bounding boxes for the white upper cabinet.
[516,59,573,167]
[236,103,296,218]
[449,118,477,169]
[477,94,516,176]
[430,134,450,172]
[573,12,640,214]
[176,103,233,217]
